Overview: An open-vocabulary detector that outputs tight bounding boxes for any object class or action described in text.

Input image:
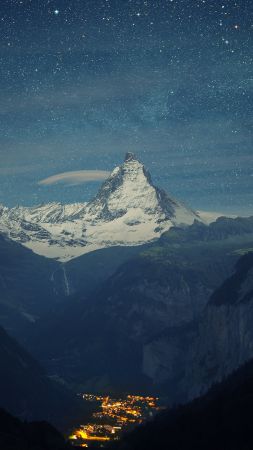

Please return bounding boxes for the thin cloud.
[38,170,110,186]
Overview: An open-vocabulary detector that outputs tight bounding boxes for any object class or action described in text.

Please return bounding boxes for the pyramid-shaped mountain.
[0,153,201,261]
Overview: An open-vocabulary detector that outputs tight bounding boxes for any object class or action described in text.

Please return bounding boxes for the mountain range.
[27,217,253,396]
[0,151,253,449]
[0,153,201,261]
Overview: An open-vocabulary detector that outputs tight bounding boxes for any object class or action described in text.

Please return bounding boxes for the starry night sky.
[0,0,252,214]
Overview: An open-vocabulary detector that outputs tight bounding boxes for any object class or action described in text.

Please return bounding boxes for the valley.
[26,216,253,400]
[69,392,163,448]
[0,154,252,450]
[1,0,251,447]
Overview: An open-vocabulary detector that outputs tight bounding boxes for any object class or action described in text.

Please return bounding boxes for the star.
[0,0,251,215]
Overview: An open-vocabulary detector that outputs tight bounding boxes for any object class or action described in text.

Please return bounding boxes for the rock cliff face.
[143,322,197,394]
[143,252,253,402]
[185,252,253,400]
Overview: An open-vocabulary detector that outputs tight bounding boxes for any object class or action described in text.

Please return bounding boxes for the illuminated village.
[69,393,163,447]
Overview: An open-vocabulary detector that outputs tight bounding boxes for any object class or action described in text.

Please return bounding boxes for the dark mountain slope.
[64,244,148,296]
[0,408,70,450]
[112,358,253,450]
[64,216,253,299]
[183,251,253,401]
[143,251,253,402]
[27,246,233,393]
[0,324,88,429]
[210,250,253,306]
[30,217,253,394]
[0,234,65,339]
[160,215,253,243]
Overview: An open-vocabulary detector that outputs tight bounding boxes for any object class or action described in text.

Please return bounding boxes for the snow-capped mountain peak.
[0,154,201,261]
[85,152,162,221]
[124,151,137,162]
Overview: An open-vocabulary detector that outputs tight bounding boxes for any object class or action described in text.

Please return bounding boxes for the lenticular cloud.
[38,170,110,185]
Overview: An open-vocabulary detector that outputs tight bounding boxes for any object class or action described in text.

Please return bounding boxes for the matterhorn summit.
[0,154,201,261]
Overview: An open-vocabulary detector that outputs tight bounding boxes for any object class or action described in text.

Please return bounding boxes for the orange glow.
[69,392,163,447]
[71,429,110,442]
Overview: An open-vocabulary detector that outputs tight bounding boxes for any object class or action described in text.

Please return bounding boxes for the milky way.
[0,0,252,214]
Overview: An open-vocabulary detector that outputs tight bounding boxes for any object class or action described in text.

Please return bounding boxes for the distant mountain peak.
[0,154,201,261]
[124,152,138,162]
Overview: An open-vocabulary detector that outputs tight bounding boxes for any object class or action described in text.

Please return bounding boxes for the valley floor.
[68,392,164,448]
